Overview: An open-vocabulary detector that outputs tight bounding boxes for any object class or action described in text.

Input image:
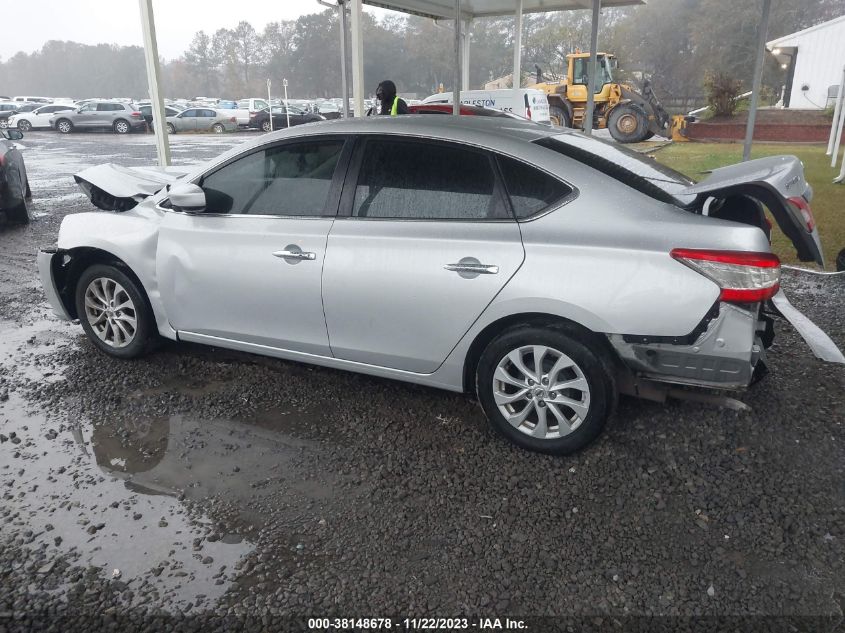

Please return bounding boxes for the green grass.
[650,142,845,270]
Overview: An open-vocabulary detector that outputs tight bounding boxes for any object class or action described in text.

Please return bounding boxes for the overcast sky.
[0,0,390,62]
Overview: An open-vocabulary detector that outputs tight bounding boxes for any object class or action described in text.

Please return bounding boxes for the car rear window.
[497,155,573,219]
[535,134,696,207]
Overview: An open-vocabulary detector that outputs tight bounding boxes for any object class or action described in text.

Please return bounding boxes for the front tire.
[75,264,155,359]
[261,119,272,133]
[56,119,73,134]
[18,120,32,132]
[549,104,571,128]
[476,325,615,455]
[113,119,130,134]
[166,123,176,134]
[608,105,648,143]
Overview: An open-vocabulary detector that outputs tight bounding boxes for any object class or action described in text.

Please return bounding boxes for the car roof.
[262,115,558,149]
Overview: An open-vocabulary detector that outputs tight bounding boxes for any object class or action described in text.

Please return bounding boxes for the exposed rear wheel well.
[53,247,154,326]
[461,313,622,394]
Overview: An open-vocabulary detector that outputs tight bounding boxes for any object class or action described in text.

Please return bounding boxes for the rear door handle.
[273,249,316,261]
[444,262,499,275]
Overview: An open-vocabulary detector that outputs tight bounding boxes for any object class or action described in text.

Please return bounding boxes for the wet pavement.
[1,132,844,632]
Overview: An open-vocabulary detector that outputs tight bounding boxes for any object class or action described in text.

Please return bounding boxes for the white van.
[422,89,551,124]
[13,96,51,104]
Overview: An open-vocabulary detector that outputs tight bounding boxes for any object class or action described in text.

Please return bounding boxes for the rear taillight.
[787,196,815,232]
[670,249,780,303]
[131,111,141,117]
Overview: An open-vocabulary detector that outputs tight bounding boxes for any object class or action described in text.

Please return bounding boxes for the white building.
[767,15,845,109]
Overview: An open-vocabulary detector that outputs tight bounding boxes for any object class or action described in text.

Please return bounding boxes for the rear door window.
[351,139,509,220]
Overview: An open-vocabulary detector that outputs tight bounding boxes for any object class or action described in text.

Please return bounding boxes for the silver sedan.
[38,116,843,454]
[161,107,237,134]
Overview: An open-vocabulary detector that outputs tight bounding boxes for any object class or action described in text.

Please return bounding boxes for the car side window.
[200,140,345,217]
[351,139,508,220]
[79,103,96,112]
[203,109,216,117]
[497,155,573,219]
[96,103,111,111]
[182,109,197,117]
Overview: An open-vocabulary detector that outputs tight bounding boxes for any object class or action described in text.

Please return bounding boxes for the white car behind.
[8,104,76,131]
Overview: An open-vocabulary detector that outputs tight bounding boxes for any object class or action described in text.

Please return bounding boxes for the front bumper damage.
[37,248,73,321]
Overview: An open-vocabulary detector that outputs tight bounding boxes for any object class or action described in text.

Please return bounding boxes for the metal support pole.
[826,64,845,159]
[512,0,523,104]
[584,0,601,135]
[832,93,845,169]
[350,0,365,117]
[267,79,273,132]
[340,0,351,118]
[461,19,471,91]
[453,0,462,115]
[138,0,170,167]
[742,0,771,162]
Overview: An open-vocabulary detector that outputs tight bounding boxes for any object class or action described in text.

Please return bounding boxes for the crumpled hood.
[74,163,191,211]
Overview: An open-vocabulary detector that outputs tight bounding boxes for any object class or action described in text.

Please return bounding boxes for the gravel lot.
[1,131,844,632]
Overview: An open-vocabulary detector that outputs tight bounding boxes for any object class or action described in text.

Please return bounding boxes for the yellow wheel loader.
[534,53,686,143]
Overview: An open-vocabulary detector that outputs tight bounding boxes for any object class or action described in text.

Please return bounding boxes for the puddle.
[1,393,253,610]
[0,317,74,383]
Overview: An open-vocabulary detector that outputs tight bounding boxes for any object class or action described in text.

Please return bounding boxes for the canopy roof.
[363,0,644,20]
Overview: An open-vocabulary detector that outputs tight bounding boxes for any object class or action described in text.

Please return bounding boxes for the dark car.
[0,102,35,129]
[0,128,31,224]
[250,105,324,132]
[138,104,183,127]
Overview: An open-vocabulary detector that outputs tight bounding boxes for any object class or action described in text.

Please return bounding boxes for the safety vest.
[390,96,399,116]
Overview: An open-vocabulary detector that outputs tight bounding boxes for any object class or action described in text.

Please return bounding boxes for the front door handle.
[273,248,316,261]
[444,262,499,275]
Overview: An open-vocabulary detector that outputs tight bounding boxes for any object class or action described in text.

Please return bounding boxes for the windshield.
[572,56,613,91]
[537,133,697,207]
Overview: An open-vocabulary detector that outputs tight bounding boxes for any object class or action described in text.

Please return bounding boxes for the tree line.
[0,0,842,108]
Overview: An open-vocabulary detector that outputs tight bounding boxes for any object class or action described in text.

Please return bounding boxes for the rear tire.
[18,120,32,132]
[608,105,648,143]
[549,105,571,128]
[113,119,130,134]
[75,264,155,359]
[56,119,73,134]
[475,325,615,455]
[212,123,225,133]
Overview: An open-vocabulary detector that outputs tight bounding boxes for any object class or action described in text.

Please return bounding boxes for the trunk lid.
[74,163,190,211]
[680,156,824,266]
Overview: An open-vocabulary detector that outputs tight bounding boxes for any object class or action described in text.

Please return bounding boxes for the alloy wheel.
[492,345,591,439]
[18,120,32,131]
[115,121,129,134]
[58,121,71,133]
[83,277,137,348]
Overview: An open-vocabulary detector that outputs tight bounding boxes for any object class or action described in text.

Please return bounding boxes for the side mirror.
[169,183,206,213]
[6,128,23,140]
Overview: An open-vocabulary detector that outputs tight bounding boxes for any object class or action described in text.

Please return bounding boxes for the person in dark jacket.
[375,80,408,115]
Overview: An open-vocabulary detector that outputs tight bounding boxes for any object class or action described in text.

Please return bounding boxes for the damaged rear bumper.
[611,292,844,395]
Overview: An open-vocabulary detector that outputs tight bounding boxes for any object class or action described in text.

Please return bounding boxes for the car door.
[173,109,195,131]
[321,137,526,373]
[195,109,210,131]
[156,137,351,355]
[75,102,98,127]
[95,103,117,127]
